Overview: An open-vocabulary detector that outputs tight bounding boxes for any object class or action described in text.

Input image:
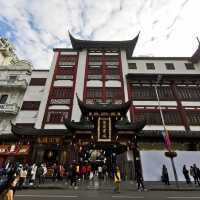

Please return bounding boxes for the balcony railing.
[0,103,19,114]
[0,79,28,89]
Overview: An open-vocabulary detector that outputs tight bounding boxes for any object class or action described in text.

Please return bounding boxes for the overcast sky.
[0,0,199,69]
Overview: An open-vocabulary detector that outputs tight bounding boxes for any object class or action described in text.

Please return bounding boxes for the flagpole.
[154,75,178,187]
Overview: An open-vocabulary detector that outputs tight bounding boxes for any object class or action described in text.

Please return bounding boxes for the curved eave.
[191,43,200,63]
[115,120,146,132]
[77,96,132,115]
[64,119,94,131]
[69,32,139,57]
[11,123,71,136]
[0,134,18,141]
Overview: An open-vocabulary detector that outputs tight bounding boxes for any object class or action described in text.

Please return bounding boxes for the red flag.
[161,130,172,151]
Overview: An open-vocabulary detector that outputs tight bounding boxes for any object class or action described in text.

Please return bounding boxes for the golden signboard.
[97,117,111,142]
[37,137,62,144]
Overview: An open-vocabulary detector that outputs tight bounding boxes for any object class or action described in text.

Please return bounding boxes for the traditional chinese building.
[1,33,200,179]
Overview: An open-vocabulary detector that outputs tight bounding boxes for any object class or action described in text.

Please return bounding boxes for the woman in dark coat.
[162,165,170,185]
[182,165,191,184]
[0,170,20,200]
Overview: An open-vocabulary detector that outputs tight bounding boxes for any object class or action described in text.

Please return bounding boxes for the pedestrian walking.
[114,166,121,193]
[0,172,20,200]
[52,163,58,182]
[162,165,170,185]
[192,164,200,185]
[70,164,77,189]
[18,166,27,189]
[30,163,37,185]
[136,168,145,191]
[36,164,44,185]
[182,165,191,184]
[42,163,47,184]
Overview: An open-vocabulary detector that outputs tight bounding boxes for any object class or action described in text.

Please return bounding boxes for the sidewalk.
[24,180,200,191]
[145,181,200,191]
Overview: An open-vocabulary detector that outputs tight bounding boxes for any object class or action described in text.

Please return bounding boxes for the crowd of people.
[0,161,124,198]
[0,160,147,198]
[161,163,200,185]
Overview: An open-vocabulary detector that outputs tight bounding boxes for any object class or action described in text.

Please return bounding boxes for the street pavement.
[15,189,200,200]
[13,180,200,200]
[22,179,200,191]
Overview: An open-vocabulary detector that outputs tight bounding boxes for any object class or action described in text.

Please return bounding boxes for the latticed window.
[88,55,102,64]
[88,67,102,75]
[106,88,123,98]
[46,111,69,123]
[86,88,102,98]
[131,86,174,100]
[105,55,120,63]
[52,87,73,99]
[134,111,162,125]
[105,68,119,75]
[131,86,156,100]
[57,67,74,75]
[177,86,200,101]
[134,110,182,125]
[58,55,77,66]
[157,86,174,100]
[186,112,200,125]
[163,111,182,125]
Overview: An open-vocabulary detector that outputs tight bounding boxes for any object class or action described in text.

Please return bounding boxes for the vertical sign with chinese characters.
[97,117,111,142]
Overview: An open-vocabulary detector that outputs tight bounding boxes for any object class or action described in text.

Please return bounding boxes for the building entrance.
[43,149,59,165]
[78,142,134,180]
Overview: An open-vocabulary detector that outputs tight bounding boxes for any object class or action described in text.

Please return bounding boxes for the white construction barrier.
[140,151,200,181]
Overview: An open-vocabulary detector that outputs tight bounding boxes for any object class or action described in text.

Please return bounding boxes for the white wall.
[128,59,200,74]
[15,111,38,123]
[23,86,45,101]
[87,80,102,87]
[143,125,185,131]
[31,70,49,78]
[71,50,87,121]
[35,52,58,129]
[141,151,200,181]
[44,124,66,129]
[133,101,177,106]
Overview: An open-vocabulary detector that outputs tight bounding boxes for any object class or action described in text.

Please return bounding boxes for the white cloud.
[0,0,199,69]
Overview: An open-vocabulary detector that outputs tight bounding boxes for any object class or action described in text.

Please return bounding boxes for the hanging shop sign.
[0,144,30,155]
[97,117,111,142]
[37,136,63,144]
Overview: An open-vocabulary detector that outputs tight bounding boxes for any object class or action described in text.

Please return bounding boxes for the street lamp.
[154,75,179,187]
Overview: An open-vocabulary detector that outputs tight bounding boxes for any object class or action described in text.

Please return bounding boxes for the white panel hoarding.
[141,151,200,181]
